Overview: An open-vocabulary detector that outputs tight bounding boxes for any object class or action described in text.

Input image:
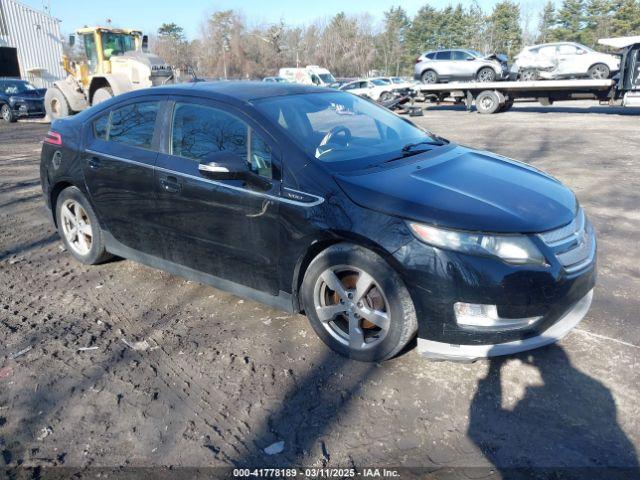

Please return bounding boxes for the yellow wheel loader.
[45,26,174,119]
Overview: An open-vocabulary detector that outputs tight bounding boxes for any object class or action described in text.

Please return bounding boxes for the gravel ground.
[0,101,639,478]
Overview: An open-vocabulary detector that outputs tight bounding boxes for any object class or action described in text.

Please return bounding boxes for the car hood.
[334,145,577,234]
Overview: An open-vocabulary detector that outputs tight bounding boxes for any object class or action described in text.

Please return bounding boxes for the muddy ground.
[0,101,639,478]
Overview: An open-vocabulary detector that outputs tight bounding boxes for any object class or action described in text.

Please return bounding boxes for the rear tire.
[476,67,496,82]
[588,63,610,80]
[55,186,111,265]
[520,69,539,81]
[378,91,394,102]
[45,87,71,120]
[1,104,16,123]
[301,244,417,362]
[421,69,438,84]
[92,87,114,105]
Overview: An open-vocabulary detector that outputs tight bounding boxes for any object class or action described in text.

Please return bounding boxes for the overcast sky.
[23,0,545,38]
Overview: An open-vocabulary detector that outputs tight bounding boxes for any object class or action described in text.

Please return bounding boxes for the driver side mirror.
[198,151,248,180]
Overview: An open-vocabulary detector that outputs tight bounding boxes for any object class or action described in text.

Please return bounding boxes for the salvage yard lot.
[1,102,639,474]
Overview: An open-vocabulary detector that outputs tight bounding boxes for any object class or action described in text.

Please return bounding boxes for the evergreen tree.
[538,1,557,43]
[555,0,587,43]
[584,0,615,46]
[377,6,410,75]
[487,1,522,57]
[611,0,640,37]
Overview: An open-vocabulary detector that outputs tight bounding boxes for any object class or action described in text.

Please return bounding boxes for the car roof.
[153,81,334,103]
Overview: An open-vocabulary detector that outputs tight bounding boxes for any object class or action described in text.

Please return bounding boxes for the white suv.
[513,42,620,81]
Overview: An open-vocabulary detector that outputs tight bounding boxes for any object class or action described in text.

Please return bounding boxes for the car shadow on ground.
[468,344,639,479]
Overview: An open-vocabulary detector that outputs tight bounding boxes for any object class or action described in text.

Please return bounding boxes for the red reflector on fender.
[44,131,62,146]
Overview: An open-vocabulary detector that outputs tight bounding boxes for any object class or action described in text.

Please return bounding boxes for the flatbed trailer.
[411,79,628,114]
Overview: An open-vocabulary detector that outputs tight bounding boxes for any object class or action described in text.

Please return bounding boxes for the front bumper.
[417,289,593,361]
[12,102,45,118]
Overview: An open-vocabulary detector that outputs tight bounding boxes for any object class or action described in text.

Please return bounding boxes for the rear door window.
[435,51,452,60]
[92,101,159,149]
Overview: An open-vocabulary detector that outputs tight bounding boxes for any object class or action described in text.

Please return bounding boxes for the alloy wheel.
[1,105,9,121]
[422,71,437,84]
[313,265,390,351]
[478,69,495,82]
[60,199,93,256]
[591,65,608,79]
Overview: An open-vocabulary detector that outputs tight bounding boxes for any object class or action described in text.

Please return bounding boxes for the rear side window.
[108,102,158,149]
[435,51,451,60]
[171,102,273,179]
[93,114,109,140]
[424,52,435,60]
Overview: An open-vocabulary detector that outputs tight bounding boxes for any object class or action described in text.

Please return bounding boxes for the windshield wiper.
[401,138,447,152]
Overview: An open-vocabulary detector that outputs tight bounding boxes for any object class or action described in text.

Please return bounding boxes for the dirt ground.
[1,101,639,478]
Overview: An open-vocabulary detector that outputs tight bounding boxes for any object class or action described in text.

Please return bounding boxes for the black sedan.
[0,78,46,122]
[39,82,596,362]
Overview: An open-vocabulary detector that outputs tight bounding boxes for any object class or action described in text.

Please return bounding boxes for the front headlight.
[408,222,546,265]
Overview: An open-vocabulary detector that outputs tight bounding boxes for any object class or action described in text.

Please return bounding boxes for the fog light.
[454,302,541,330]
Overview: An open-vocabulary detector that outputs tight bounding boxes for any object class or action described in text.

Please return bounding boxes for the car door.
[152,98,282,295]
[556,44,583,76]
[451,50,476,79]
[434,50,453,79]
[82,98,162,255]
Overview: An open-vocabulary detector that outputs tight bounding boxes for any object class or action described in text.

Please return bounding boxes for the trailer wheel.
[45,87,71,120]
[476,90,502,114]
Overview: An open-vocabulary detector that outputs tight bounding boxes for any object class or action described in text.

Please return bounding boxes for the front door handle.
[88,156,101,169]
[160,176,181,193]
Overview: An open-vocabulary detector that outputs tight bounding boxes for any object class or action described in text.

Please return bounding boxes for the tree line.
[151,0,640,79]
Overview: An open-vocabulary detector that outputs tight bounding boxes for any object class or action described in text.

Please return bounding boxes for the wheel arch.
[588,62,610,73]
[291,233,408,313]
[49,180,85,228]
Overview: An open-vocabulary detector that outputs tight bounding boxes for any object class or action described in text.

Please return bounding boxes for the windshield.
[318,73,336,84]
[0,81,37,95]
[468,50,483,57]
[252,92,443,169]
[101,32,137,59]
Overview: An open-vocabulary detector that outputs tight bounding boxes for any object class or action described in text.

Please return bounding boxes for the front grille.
[539,208,596,273]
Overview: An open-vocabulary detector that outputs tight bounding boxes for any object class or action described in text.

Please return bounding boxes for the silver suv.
[414,49,508,83]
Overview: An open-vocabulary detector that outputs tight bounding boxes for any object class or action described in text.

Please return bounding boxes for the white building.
[0,0,64,88]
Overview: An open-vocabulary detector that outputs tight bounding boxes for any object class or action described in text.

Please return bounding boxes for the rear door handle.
[88,156,101,169]
[160,175,181,193]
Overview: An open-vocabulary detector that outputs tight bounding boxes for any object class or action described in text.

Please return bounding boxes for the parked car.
[41,82,596,362]
[263,76,288,83]
[414,49,509,83]
[278,65,336,87]
[371,76,416,90]
[512,42,620,81]
[339,78,401,102]
[0,78,46,122]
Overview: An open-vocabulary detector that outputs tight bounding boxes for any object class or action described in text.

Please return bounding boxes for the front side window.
[453,50,473,61]
[171,103,272,179]
[101,32,137,60]
[558,44,578,55]
[96,101,158,149]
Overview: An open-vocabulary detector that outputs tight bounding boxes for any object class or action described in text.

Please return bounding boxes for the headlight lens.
[408,222,546,265]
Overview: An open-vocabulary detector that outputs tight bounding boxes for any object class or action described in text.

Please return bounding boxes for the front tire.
[45,87,71,120]
[1,104,16,123]
[588,63,610,80]
[55,187,111,265]
[520,69,539,81]
[476,67,496,82]
[301,244,417,362]
[378,91,394,103]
